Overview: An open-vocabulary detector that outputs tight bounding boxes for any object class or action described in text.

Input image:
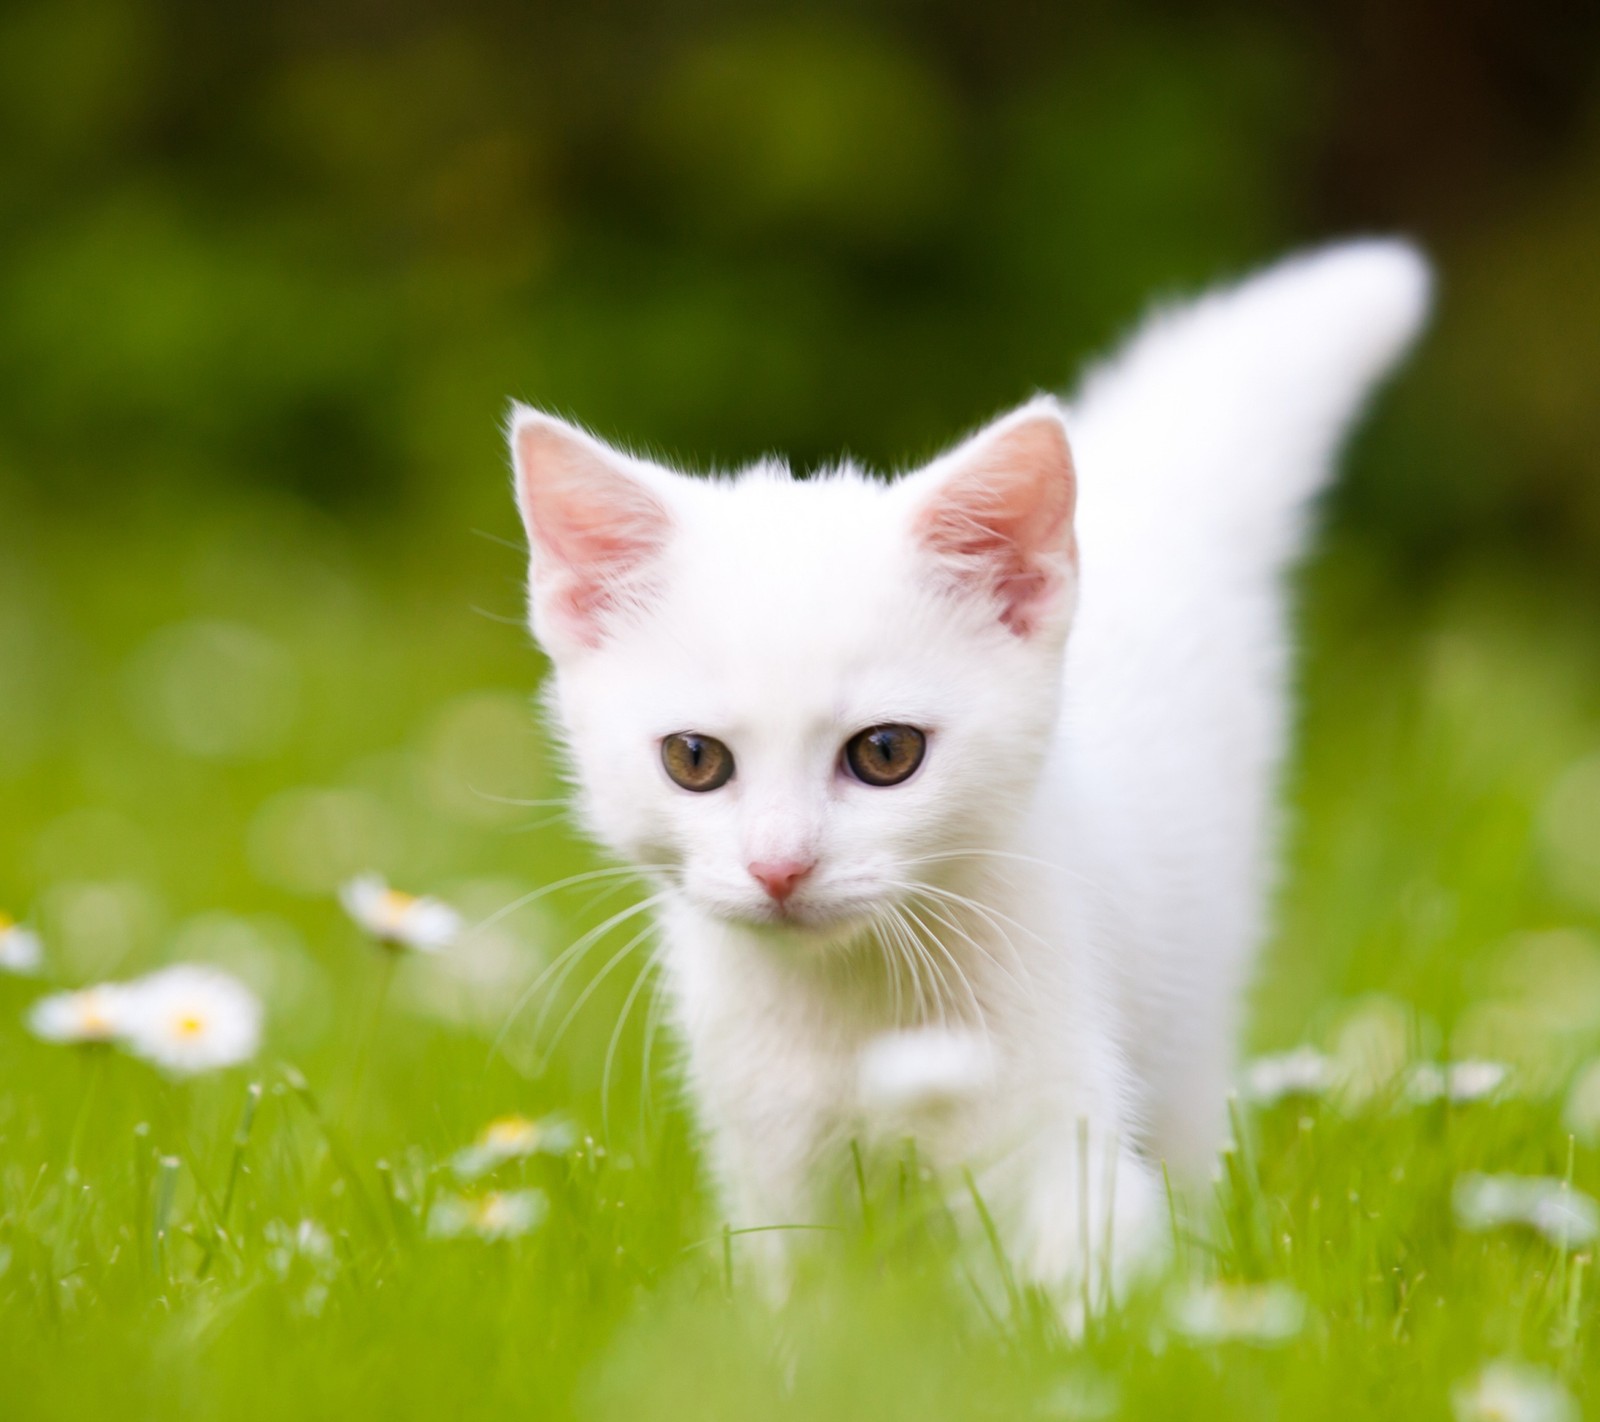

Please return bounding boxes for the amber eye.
[843,724,927,787]
[661,732,735,792]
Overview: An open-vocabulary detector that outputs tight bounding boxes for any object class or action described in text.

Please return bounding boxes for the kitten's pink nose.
[748,858,815,903]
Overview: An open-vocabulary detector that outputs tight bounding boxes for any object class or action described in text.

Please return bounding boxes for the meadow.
[3,6,1599,1413]
[3,480,1600,1421]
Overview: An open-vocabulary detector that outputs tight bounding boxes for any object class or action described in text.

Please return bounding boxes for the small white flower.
[1405,1060,1511,1105]
[427,1188,547,1240]
[857,1027,994,1115]
[264,1217,337,1317]
[452,1113,577,1180]
[1243,1047,1336,1104]
[0,915,43,976]
[1453,1361,1577,1422]
[120,965,263,1076]
[295,1218,333,1258]
[340,874,461,952]
[1454,1173,1599,1249]
[1167,1281,1306,1345]
[265,1217,335,1277]
[28,983,135,1044]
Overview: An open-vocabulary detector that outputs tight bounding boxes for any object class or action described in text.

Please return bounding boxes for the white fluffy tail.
[1067,239,1432,579]
[1054,241,1432,1170]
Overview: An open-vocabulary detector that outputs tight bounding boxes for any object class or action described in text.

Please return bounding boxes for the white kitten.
[508,241,1431,1302]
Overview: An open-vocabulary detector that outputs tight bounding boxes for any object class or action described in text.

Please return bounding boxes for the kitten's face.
[512,403,1077,948]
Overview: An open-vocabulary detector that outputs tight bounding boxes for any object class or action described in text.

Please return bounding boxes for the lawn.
[3,490,1599,1421]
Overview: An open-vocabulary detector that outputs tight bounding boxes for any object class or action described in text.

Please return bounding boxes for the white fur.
[509,240,1432,1300]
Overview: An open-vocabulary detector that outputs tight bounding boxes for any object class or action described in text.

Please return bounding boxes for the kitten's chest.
[664,916,1033,1177]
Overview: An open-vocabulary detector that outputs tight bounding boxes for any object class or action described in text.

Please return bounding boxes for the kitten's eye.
[661,733,735,792]
[844,724,926,787]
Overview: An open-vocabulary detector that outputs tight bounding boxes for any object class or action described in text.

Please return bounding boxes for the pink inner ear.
[917,414,1077,637]
[515,420,672,647]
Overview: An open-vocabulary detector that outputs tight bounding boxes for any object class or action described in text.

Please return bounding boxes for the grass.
[3,492,1600,1420]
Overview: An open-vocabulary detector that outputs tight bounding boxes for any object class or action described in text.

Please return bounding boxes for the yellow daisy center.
[0,912,14,934]
[484,1116,537,1150]
[379,889,419,930]
[473,1195,510,1229]
[173,1012,208,1038]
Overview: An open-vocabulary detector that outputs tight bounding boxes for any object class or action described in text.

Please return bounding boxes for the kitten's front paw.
[1017,1145,1169,1325]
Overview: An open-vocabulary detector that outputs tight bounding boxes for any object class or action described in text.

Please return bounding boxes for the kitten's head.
[510,400,1077,947]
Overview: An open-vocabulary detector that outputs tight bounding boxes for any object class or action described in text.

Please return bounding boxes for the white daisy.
[1453,1361,1577,1422]
[340,874,461,952]
[1242,1047,1336,1105]
[1167,1281,1306,1345]
[427,1188,547,1240]
[27,983,135,1044]
[452,1113,577,1180]
[120,965,263,1076]
[1405,1060,1511,1105]
[1453,1173,1600,1250]
[0,914,43,976]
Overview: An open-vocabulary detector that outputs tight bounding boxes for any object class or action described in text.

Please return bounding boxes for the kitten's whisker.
[519,893,660,1028]
[504,812,577,835]
[468,865,645,940]
[883,913,908,1026]
[886,903,951,1028]
[488,891,666,1062]
[904,848,1102,902]
[602,948,662,1140]
[899,881,1051,953]
[470,526,529,553]
[639,970,670,1140]
[906,848,1058,872]
[882,879,1032,986]
[469,604,529,627]
[908,902,979,1023]
[870,906,921,1026]
[869,906,914,1026]
[537,921,658,1074]
[468,790,573,809]
[902,900,985,1026]
[886,908,935,1026]
[905,893,1035,1004]
[526,893,670,1046]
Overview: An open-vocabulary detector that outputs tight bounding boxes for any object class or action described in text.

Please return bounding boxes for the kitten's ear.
[509,407,675,652]
[908,398,1078,638]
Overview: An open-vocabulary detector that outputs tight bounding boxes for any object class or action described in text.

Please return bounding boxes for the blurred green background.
[4,4,1600,1415]
[3,0,1600,1148]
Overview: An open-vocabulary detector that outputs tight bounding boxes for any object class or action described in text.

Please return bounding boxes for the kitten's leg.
[701,1108,839,1303]
[666,918,859,1300]
[685,1034,845,1303]
[1004,1123,1168,1325]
